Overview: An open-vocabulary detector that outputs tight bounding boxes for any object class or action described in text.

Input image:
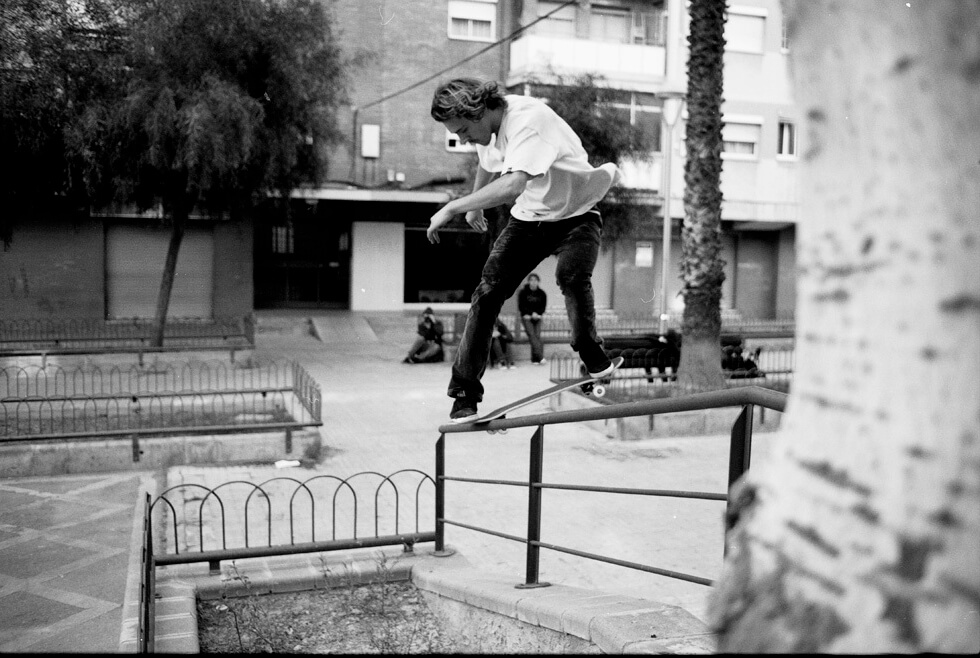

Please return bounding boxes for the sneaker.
[507,363,516,369]
[402,356,414,364]
[450,397,479,423]
[580,343,613,377]
[587,361,616,378]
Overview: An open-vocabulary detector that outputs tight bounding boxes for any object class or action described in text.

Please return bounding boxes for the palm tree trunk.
[677,0,726,391]
[708,1,980,652]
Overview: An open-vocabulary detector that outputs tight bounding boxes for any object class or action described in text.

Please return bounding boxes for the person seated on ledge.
[490,316,515,369]
[403,307,445,364]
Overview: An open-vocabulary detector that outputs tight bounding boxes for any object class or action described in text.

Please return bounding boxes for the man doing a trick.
[427,77,619,423]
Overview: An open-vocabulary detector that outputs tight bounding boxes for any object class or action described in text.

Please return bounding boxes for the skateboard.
[466,356,624,431]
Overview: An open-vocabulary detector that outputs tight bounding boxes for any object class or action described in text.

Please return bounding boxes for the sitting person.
[490,317,515,369]
[403,307,445,363]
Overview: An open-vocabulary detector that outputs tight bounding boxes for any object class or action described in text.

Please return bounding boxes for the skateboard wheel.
[593,385,606,397]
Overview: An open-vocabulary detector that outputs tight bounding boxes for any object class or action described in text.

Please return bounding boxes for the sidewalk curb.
[411,550,718,654]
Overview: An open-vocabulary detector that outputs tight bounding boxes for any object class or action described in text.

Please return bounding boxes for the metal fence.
[436,386,788,588]
[0,315,255,357]
[0,359,321,441]
[137,469,436,651]
[151,469,436,569]
[494,311,795,343]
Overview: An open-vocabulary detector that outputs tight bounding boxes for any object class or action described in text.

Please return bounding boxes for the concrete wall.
[775,225,797,319]
[0,214,253,322]
[325,0,502,189]
[612,233,737,318]
[1,214,105,318]
[350,221,405,311]
[213,219,254,319]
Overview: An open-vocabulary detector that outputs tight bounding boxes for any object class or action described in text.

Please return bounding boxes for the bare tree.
[708,1,980,652]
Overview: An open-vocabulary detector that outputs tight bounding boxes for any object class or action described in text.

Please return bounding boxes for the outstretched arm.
[427,170,531,244]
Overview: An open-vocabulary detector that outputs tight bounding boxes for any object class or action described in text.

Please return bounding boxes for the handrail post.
[433,434,454,556]
[728,404,754,490]
[517,425,550,588]
[725,404,754,556]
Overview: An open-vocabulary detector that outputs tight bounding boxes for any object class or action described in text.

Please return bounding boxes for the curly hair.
[430,78,507,122]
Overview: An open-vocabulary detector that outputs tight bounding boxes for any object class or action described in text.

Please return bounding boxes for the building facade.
[264,0,798,320]
[1,0,797,324]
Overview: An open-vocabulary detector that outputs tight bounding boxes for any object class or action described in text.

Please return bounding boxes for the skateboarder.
[427,77,619,423]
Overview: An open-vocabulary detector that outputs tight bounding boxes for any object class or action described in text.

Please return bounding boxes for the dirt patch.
[197,580,456,654]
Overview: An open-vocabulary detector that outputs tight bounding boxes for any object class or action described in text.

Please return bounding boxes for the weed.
[199,552,452,653]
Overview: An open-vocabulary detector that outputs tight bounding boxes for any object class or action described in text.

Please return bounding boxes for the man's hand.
[465,210,488,234]
[428,206,489,244]
[427,206,455,244]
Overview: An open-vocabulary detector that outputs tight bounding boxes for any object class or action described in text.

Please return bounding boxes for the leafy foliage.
[0,0,125,242]
[80,0,348,216]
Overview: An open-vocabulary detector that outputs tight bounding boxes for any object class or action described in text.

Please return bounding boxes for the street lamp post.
[658,93,686,335]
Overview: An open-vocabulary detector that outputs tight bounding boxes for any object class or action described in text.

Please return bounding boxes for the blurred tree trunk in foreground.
[709,0,980,652]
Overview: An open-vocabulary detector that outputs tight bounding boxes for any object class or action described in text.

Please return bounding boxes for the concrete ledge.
[0,428,321,477]
[411,551,716,654]
[125,546,423,653]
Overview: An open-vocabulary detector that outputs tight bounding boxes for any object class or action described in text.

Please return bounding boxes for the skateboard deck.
[467,356,624,427]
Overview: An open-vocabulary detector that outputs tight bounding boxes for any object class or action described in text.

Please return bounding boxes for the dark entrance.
[254,200,351,309]
[404,224,488,304]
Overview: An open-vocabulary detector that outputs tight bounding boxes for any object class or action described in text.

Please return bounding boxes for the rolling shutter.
[106,225,214,319]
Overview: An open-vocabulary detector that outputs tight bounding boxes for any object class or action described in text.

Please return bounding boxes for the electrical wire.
[358,0,578,111]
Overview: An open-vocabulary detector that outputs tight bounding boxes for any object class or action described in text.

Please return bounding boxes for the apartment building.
[259,0,798,320]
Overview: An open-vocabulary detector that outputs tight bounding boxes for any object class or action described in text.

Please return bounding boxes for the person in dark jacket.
[403,307,445,363]
[490,316,516,369]
[518,273,548,364]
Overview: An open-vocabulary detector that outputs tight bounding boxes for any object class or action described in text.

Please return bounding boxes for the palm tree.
[708,1,980,651]
[676,0,726,391]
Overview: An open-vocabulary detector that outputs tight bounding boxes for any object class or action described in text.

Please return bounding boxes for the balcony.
[507,34,667,93]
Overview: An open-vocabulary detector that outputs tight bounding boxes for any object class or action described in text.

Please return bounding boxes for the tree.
[708,1,979,652]
[522,72,658,247]
[0,0,125,245]
[674,0,727,391]
[73,0,347,344]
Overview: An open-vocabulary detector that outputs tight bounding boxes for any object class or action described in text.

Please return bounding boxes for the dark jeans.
[449,210,607,402]
[521,317,544,362]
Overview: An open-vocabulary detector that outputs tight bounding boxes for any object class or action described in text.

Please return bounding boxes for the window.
[777,120,796,158]
[631,10,667,46]
[590,5,631,43]
[726,8,766,54]
[448,1,496,42]
[445,129,476,152]
[607,93,663,152]
[272,223,294,254]
[537,1,576,38]
[722,121,761,159]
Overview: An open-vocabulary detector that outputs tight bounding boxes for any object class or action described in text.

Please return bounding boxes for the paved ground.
[0,310,782,651]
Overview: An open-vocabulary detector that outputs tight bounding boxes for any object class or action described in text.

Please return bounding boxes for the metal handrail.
[435,386,787,588]
[138,492,154,653]
[438,385,786,434]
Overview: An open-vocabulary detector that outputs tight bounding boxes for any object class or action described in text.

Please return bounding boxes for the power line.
[358,0,578,112]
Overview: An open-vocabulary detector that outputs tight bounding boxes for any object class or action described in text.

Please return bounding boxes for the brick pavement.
[0,311,782,652]
[164,311,780,624]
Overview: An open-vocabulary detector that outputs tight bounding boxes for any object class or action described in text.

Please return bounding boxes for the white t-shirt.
[475,95,620,222]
